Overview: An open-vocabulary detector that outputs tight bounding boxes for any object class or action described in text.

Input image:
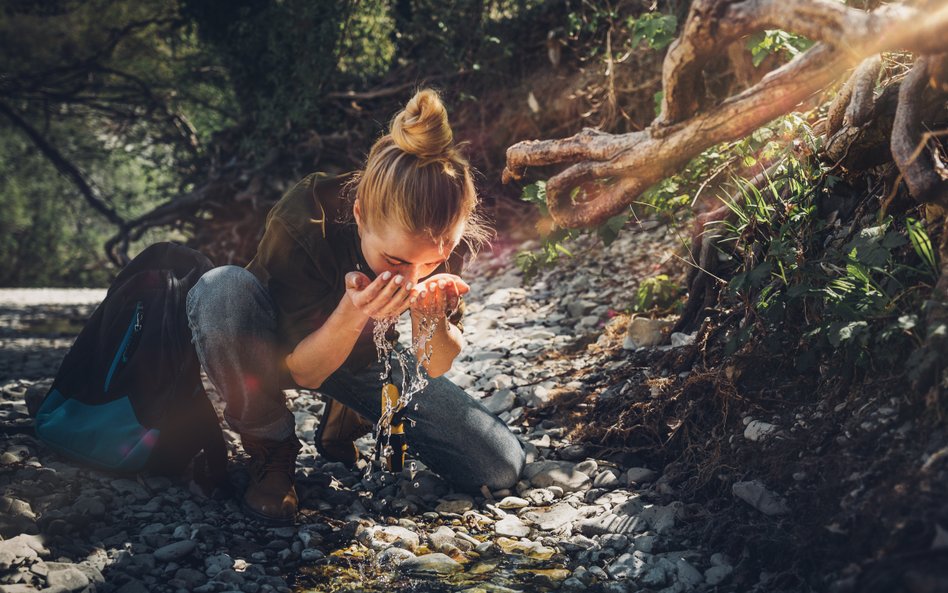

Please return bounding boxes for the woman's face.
[354,201,461,285]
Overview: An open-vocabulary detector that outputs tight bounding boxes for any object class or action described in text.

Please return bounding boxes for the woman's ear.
[353,199,362,226]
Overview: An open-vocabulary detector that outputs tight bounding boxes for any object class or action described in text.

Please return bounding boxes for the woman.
[186,89,525,524]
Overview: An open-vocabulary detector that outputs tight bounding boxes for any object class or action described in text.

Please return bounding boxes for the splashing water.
[371,312,440,471]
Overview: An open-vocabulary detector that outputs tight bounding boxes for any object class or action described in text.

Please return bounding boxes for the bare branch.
[0,100,126,229]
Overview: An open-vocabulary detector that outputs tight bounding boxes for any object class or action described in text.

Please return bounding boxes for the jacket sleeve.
[253,218,340,352]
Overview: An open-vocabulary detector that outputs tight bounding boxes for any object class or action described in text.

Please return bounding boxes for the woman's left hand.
[410,273,470,316]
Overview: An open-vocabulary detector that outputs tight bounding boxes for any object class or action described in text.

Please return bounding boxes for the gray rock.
[111,478,150,500]
[732,480,790,515]
[579,498,647,535]
[558,444,588,461]
[398,553,462,575]
[744,420,778,441]
[116,579,150,593]
[427,526,459,553]
[211,568,244,586]
[607,552,649,580]
[301,548,325,562]
[641,563,668,587]
[0,534,47,570]
[624,317,673,349]
[575,460,598,475]
[435,499,473,515]
[377,547,416,566]
[46,565,90,592]
[174,568,207,589]
[154,540,197,562]
[523,461,591,492]
[482,390,516,415]
[495,516,530,538]
[705,565,733,586]
[624,467,657,485]
[632,534,658,553]
[675,558,704,587]
[670,332,696,347]
[566,300,597,318]
[204,553,235,576]
[600,534,629,551]
[522,502,580,532]
[638,502,680,534]
[496,496,529,510]
[561,576,589,591]
[593,469,620,490]
[357,525,420,551]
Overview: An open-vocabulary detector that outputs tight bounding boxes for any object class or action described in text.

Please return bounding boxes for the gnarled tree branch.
[504,0,948,229]
[891,55,948,208]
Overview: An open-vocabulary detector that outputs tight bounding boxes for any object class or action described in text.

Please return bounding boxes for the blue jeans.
[185,266,524,491]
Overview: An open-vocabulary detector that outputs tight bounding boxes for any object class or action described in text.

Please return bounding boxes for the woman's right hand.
[345,271,413,320]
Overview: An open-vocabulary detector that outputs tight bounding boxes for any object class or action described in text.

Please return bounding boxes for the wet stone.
[378,547,416,566]
[398,553,462,575]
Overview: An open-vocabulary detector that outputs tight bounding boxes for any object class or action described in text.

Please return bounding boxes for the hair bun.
[390,89,453,159]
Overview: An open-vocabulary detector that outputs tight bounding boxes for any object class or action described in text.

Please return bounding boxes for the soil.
[529,302,948,592]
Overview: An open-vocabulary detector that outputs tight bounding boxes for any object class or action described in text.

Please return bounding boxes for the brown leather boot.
[240,433,302,525]
[315,398,373,467]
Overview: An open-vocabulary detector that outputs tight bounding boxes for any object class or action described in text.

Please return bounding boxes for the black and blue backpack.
[34,242,227,487]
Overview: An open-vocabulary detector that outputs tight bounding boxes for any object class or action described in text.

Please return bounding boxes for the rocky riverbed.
[0,222,758,593]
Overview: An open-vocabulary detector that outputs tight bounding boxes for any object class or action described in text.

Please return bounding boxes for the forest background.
[1,0,599,286]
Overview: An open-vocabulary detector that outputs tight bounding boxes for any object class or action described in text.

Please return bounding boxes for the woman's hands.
[409,273,470,317]
[345,271,470,320]
[345,271,413,320]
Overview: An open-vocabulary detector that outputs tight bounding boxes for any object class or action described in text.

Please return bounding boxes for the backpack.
[34,242,227,489]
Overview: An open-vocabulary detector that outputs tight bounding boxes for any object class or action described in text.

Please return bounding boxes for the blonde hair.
[353,88,491,254]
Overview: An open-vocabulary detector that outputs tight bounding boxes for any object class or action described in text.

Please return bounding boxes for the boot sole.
[240,497,297,526]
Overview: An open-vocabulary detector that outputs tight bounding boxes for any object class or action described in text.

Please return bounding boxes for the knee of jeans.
[188,266,270,324]
[489,441,526,491]
[465,437,525,492]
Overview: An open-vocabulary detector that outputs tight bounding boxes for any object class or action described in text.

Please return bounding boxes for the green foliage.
[181,0,351,142]
[0,130,115,286]
[627,12,678,50]
[566,4,677,63]
[710,117,937,373]
[746,29,814,67]
[515,181,581,282]
[0,0,242,285]
[633,274,681,313]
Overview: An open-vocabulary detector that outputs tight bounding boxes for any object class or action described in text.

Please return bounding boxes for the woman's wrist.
[337,293,371,328]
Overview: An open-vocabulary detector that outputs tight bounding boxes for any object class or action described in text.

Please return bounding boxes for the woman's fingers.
[444,280,460,313]
[377,277,414,318]
[424,273,470,295]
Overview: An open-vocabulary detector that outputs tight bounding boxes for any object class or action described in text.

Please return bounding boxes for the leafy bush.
[633,274,681,314]
[710,117,938,374]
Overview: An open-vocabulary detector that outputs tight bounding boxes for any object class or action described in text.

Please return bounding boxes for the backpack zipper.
[105,301,143,391]
[125,302,144,361]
